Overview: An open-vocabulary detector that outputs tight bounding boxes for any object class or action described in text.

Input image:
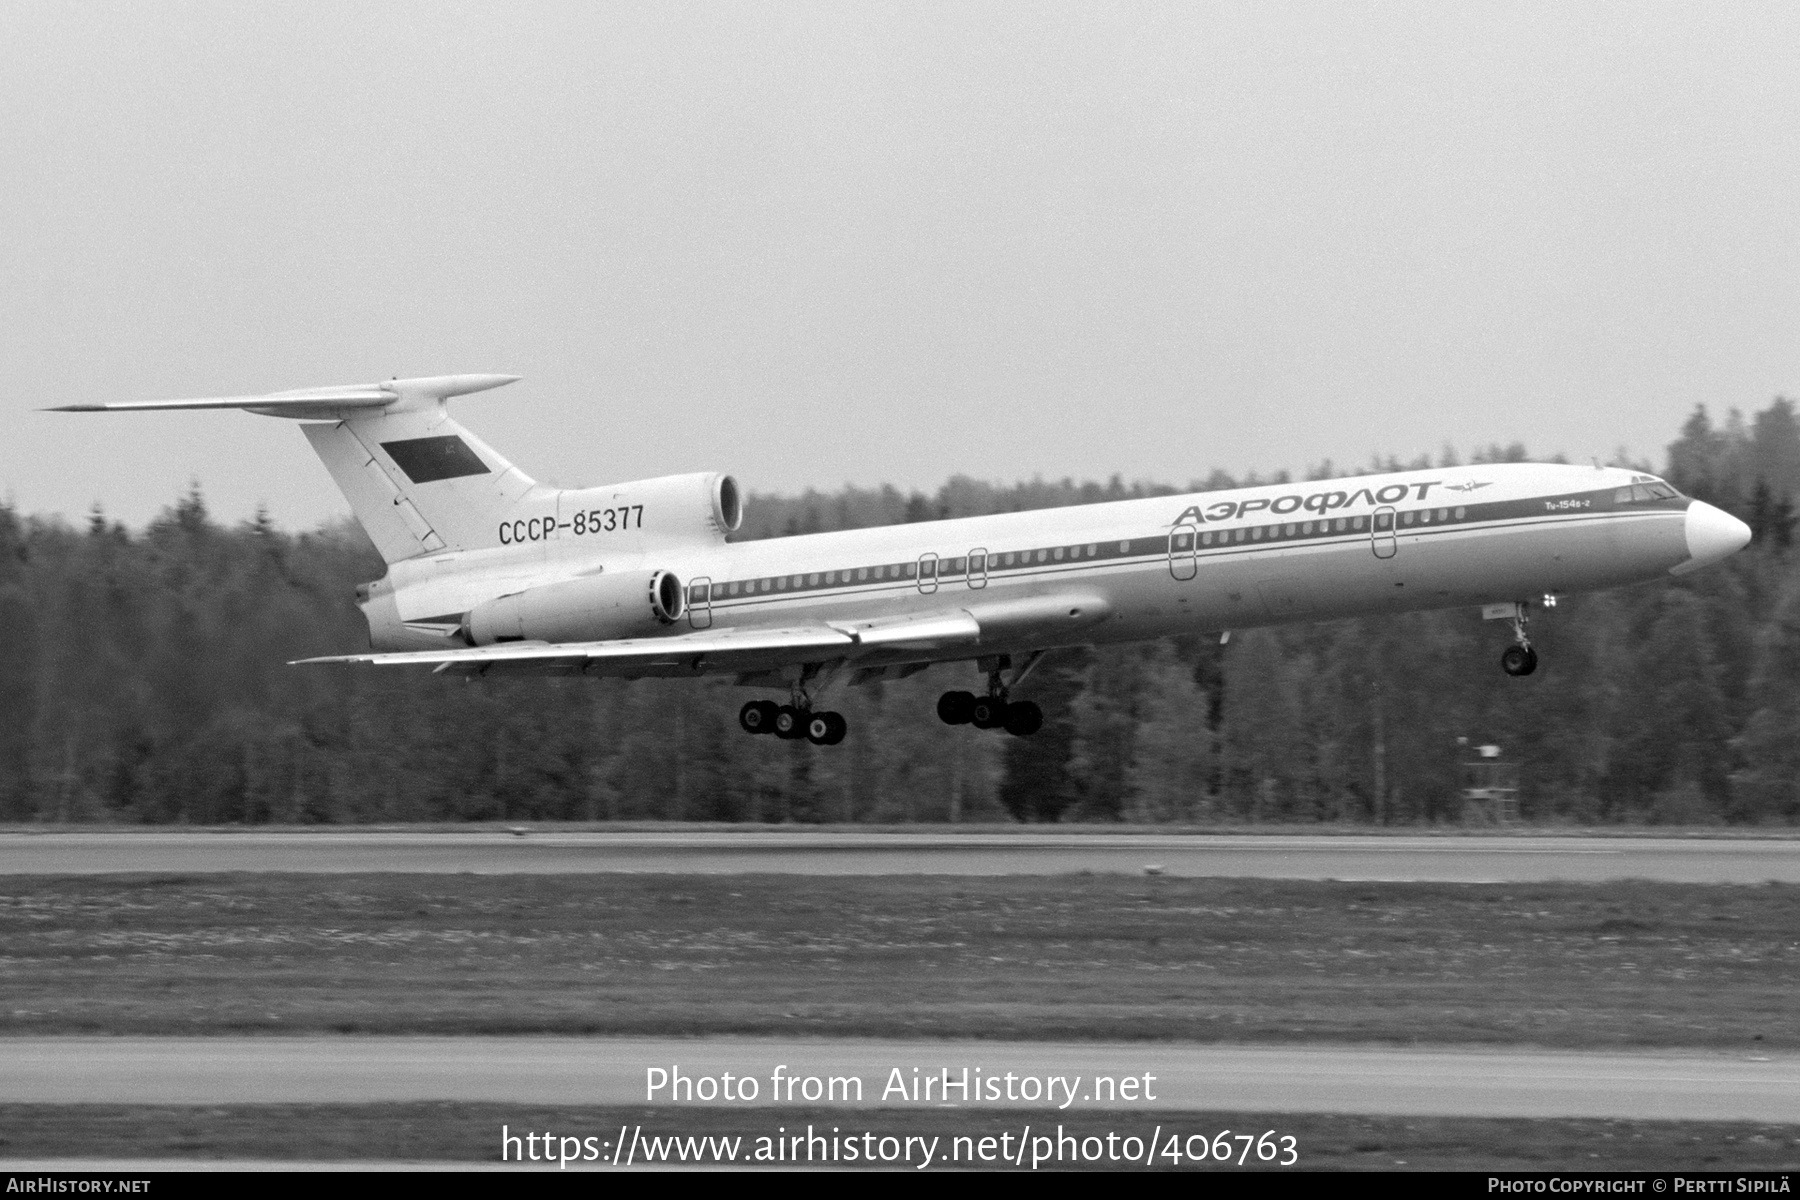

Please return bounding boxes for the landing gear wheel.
[1500,645,1538,677]
[773,704,807,739]
[936,690,976,725]
[1002,700,1043,737]
[970,696,1009,730]
[739,700,780,735]
[807,711,848,746]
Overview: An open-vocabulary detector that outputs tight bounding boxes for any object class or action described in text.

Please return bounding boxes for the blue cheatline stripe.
[698,493,1683,614]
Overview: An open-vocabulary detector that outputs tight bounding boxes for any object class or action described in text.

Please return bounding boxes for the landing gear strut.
[936,655,1044,736]
[1498,603,1539,677]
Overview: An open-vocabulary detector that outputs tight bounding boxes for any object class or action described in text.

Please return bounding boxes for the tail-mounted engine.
[461,568,684,645]
[559,472,742,544]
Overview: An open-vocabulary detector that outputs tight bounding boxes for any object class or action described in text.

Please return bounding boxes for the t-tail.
[51,374,545,564]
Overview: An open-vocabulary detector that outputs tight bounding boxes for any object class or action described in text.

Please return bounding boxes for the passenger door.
[688,576,713,628]
[1168,522,1198,580]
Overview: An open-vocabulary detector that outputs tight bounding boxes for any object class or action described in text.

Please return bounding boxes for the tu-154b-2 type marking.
[55,373,1752,746]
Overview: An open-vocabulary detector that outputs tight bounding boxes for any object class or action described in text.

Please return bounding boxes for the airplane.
[56,373,1753,746]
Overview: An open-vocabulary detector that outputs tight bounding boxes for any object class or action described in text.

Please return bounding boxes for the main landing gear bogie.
[739,699,846,745]
[937,689,1043,737]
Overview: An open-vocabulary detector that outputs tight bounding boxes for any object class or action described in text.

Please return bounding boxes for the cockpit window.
[1616,482,1681,504]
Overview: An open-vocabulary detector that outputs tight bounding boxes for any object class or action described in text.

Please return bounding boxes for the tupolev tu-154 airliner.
[58,373,1752,746]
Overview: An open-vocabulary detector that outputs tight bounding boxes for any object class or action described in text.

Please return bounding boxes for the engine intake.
[648,569,685,624]
[713,474,742,534]
[462,568,684,646]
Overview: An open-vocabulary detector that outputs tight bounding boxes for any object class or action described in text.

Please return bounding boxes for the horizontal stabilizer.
[48,374,520,421]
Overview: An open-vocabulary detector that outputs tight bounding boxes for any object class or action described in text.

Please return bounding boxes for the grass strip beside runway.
[1,874,1795,1047]
[1,1104,1797,1171]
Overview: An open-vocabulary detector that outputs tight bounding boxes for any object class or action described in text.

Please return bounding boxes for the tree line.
[1,398,1796,825]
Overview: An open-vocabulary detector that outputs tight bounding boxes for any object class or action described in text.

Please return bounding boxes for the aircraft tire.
[1500,645,1538,677]
[936,691,976,725]
[808,712,848,746]
[970,696,1008,730]
[774,705,806,739]
[739,700,779,735]
[1002,700,1043,737]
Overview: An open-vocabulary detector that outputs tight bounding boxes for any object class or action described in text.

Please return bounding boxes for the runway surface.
[4,1037,1796,1121]
[1,830,1797,882]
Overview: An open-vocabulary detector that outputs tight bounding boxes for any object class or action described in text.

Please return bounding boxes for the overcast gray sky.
[5,2,1797,529]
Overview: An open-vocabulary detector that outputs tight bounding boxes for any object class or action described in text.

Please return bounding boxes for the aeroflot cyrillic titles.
[55,374,1752,745]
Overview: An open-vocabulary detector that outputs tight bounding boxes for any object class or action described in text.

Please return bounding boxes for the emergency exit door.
[1371,507,1397,559]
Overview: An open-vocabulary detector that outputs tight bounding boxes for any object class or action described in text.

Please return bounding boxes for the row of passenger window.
[709,561,923,600]
[693,540,1162,604]
[693,506,1478,604]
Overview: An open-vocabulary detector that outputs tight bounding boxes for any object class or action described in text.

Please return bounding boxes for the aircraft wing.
[295,622,893,678]
[294,593,1103,678]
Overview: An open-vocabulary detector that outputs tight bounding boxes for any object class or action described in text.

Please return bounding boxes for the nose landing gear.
[1491,602,1539,676]
[1500,644,1538,677]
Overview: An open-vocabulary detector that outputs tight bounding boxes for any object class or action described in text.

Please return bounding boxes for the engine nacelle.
[462,568,685,645]
[549,472,743,546]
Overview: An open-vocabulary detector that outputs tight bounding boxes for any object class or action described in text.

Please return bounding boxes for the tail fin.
[53,374,550,564]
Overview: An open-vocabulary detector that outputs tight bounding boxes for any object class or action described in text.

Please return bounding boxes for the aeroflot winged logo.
[1170,480,1447,526]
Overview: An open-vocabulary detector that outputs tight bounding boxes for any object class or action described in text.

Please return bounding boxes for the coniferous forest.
[3,400,1798,826]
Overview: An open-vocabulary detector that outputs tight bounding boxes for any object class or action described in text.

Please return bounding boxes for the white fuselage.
[364,461,1716,674]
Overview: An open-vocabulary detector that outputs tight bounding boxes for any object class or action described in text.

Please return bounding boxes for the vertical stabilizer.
[302,385,549,564]
[51,374,548,566]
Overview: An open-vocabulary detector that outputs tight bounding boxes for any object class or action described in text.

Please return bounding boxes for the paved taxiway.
[3,1038,1796,1121]
[2,830,1797,882]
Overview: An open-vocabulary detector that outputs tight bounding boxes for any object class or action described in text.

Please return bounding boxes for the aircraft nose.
[1682,500,1752,569]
